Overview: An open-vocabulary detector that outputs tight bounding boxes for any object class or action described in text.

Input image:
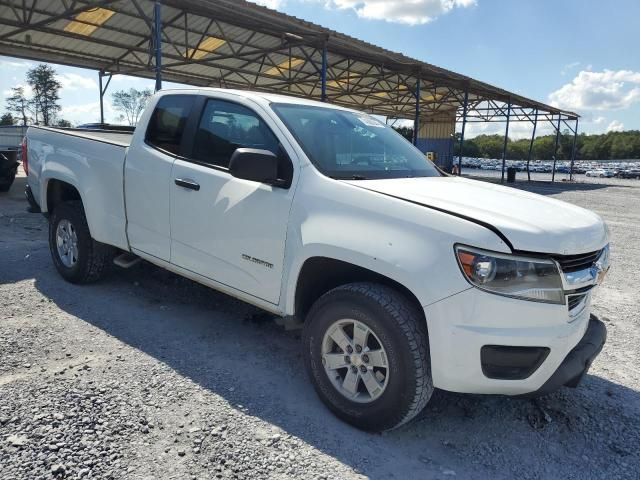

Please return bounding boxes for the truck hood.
[347,176,608,254]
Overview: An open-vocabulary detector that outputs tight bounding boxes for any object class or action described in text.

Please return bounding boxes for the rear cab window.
[145,95,196,155]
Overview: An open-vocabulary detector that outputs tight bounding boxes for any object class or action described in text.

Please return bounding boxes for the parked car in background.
[0,151,19,192]
[24,88,611,431]
[618,169,640,179]
[586,169,606,177]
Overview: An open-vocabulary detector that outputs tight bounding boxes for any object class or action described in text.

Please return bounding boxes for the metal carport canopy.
[0,0,578,124]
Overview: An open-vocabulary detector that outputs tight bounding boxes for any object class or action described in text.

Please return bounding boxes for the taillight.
[21,137,28,175]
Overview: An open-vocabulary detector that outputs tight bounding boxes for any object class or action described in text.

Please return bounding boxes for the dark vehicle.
[619,169,640,179]
[0,150,19,192]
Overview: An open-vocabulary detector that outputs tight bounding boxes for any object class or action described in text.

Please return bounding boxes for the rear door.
[125,94,196,261]
[169,95,296,304]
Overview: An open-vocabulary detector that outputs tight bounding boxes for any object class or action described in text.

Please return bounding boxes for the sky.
[1,0,639,138]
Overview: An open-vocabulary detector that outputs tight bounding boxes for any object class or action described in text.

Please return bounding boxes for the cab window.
[191,99,280,168]
[145,95,195,155]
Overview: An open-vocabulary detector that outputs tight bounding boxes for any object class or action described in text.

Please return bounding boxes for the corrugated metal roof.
[0,0,578,122]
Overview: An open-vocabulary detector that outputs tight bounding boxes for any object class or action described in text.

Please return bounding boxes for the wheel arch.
[45,177,84,215]
[293,256,426,326]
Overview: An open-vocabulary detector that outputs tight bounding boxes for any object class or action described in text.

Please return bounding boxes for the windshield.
[271,103,441,180]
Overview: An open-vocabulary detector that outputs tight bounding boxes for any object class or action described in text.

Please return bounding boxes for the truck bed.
[40,127,133,147]
[27,126,131,251]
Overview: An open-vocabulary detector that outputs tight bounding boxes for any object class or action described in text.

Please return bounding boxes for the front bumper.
[424,287,604,395]
[520,316,606,397]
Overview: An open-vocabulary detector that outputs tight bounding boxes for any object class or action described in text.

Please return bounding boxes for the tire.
[302,282,433,431]
[48,201,113,284]
[0,171,15,192]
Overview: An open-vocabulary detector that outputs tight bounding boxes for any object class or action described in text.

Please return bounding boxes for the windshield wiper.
[330,174,369,180]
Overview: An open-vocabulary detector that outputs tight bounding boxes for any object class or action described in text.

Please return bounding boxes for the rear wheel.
[48,201,113,284]
[303,283,433,431]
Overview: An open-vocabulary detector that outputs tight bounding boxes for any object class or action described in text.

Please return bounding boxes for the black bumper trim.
[520,315,607,398]
[25,184,41,213]
[481,345,550,380]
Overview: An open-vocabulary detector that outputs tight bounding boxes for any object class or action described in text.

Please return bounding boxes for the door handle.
[174,178,200,191]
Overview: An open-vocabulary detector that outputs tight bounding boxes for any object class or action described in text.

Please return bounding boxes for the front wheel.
[49,201,113,284]
[303,283,433,431]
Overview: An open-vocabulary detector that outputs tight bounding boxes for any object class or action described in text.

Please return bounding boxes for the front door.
[169,97,296,304]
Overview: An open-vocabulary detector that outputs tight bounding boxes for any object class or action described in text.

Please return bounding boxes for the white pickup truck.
[24,89,610,431]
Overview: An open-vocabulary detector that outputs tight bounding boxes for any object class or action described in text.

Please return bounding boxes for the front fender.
[280,171,509,316]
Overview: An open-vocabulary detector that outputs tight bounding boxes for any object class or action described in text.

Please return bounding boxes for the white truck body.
[25,88,610,428]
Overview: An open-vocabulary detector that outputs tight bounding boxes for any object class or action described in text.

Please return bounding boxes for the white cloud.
[549,69,640,111]
[314,0,476,25]
[59,101,101,124]
[606,120,624,132]
[592,116,606,124]
[560,61,580,76]
[57,72,98,91]
[0,59,33,70]
[2,83,33,98]
[59,101,121,125]
[250,0,285,9]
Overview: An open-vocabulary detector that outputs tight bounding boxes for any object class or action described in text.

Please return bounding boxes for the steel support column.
[569,118,579,181]
[457,88,469,175]
[154,1,162,92]
[320,42,327,102]
[98,70,112,124]
[551,115,561,182]
[500,99,511,183]
[526,108,538,181]
[99,71,104,124]
[413,77,420,146]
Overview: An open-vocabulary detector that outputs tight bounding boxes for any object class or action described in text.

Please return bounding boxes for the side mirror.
[229,148,279,185]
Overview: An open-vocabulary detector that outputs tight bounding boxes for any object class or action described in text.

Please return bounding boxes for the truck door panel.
[125,95,196,261]
[169,97,295,304]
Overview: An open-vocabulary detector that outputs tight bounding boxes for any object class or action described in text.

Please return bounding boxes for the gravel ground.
[1,170,639,480]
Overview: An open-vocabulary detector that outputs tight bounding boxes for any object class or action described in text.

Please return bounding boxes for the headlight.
[455,245,564,304]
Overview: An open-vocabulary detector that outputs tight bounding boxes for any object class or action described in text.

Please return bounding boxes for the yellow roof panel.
[186,36,227,59]
[327,74,361,89]
[64,8,115,37]
[264,58,305,76]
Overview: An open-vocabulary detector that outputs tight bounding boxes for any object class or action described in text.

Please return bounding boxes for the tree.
[452,133,481,157]
[26,64,62,126]
[112,88,153,125]
[5,86,31,125]
[0,113,17,125]
[472,134,505,159]
[507,140,528,160]
[533,136,555,160]
[392,125,414,142]
[57,119,72,128]
[456,130,640,161]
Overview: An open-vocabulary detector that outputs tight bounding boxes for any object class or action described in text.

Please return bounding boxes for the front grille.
[567,294,587,310]
[553,250,602,273]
